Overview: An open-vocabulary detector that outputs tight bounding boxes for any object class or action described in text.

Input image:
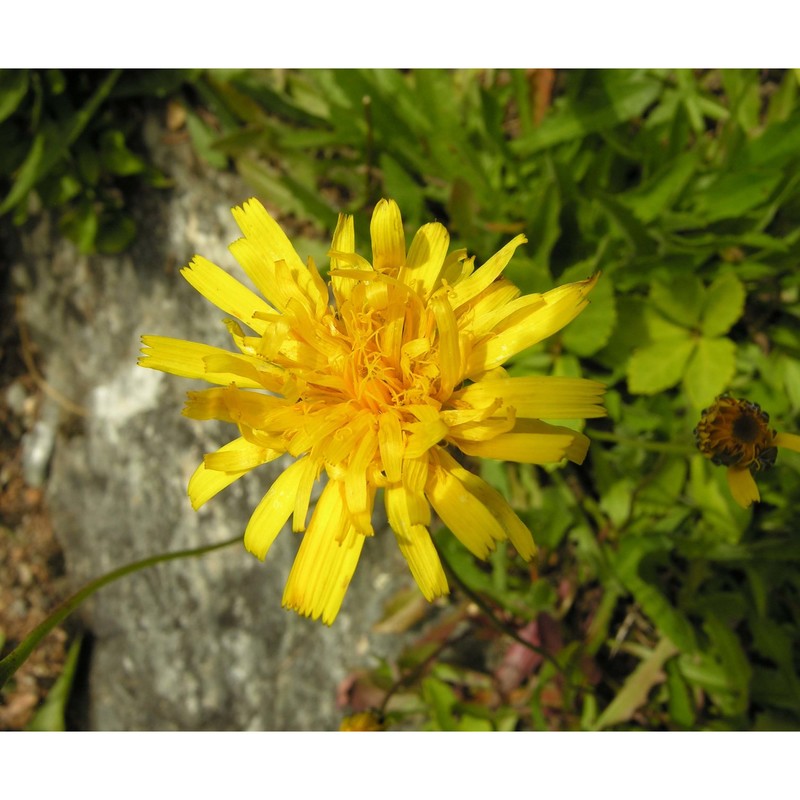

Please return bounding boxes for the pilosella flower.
[695,394,800,508]
[139,198,605,624]
[339,711,384,731]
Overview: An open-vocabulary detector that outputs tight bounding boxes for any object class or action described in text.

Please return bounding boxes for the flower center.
[322,281,444,416]
[694,396,775,471]
[731,413,762,444]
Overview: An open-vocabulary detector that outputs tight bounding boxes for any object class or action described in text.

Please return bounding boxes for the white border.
[3,2,799,68]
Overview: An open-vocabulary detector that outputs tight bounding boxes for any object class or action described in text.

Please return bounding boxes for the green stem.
[588,429,695,455]
[0,534,241,690]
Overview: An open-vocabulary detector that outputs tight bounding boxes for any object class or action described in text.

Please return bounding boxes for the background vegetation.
[3,68,800,730]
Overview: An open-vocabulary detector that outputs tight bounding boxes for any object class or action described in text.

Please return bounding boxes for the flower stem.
[434,540,564,674]
[0,535,241,690]
[587,429,695,455]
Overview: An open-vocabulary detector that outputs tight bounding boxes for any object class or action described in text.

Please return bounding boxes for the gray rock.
[10,118,419,730]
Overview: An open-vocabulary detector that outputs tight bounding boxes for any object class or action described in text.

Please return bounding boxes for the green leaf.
[637,457,688,506]
[0,69,29,124]
[593,638,679,730]
[691,168,783,223]
[705,615,752,692]
[720,69,761,134]
[628,573,698,653]
[701,271,746,337]
[59,201,99,253]
[77,143,101,185]
[99,129,147,176]
[524,178,563,272]
[735,112,800,170]
[513,72,663,155]
[750,667,800,715]
[650,275,704,328]
[612,537,698,652]
[627,336,695,395]
[381,152,423,226]
[599,479,635,527]
[679,616,751,718]
[780,355,800,409]
[95,214,137,254]
[186,111,229,170]
[597,296,648,368]
[688,455,748,539]
[589,190,656,254]
[457,715,493,732]
[236,155,337,232]
[683,337,736,408]
[0,130,45,213]
[665,657,696,728]
[560,267,617,357]
[25,636,82,731]
[623,150,699,223]
[1,69,120,215]
[421,677,458,731]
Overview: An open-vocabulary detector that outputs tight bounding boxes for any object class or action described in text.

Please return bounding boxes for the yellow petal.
[465,274,599,376]
[138,336,264,389]
[370,198,405,272]
[464,281,523,333]
[451,376,607,420]
[183,386,287,427]
[435,449,535,560]
[430,293,462,400]
[188,436,278,510]
[244,457,313,560]
[330,214,354,261]
[183,387,236,423]
[273,257,315,316]
[230,198,325,313]
[404,416,450,459]
[726,466,760,508]
[407,454,433,520]
[201,351,285,392]
[392,522,449,602]
[382,452,433,552]
[440,249,472,285]
[292,456,321,533]
[447,408,517,442]
[344,426,379,535]
[775,431,800,453]
[330,213,356,305]
[399,222,450,298]
[204,444,279,473]
[232,197,306,272]
[180,256,272,334]
[447,234,527,310]
[378,412,404,483]
[454,420,590,465]
[305,255,329,317]
[282,480,365,625]
[425,461,505,559]
[439,397,503,428]
[404,405,450,459]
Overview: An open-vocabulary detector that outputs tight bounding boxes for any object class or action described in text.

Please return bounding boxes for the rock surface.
[9,117,417,730]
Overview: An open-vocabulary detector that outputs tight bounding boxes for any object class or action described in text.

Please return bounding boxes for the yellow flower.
[139,198,605,624]
[694,394,800,507]
[339,711,384,731]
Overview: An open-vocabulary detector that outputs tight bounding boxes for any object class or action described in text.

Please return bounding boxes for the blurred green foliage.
[0,69,195,253]
[6,68,800,730]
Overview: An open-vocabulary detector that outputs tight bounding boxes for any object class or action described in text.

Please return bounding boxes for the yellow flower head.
[695,394,800,508]
[339,711,384,731]
[139,198,605,624]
